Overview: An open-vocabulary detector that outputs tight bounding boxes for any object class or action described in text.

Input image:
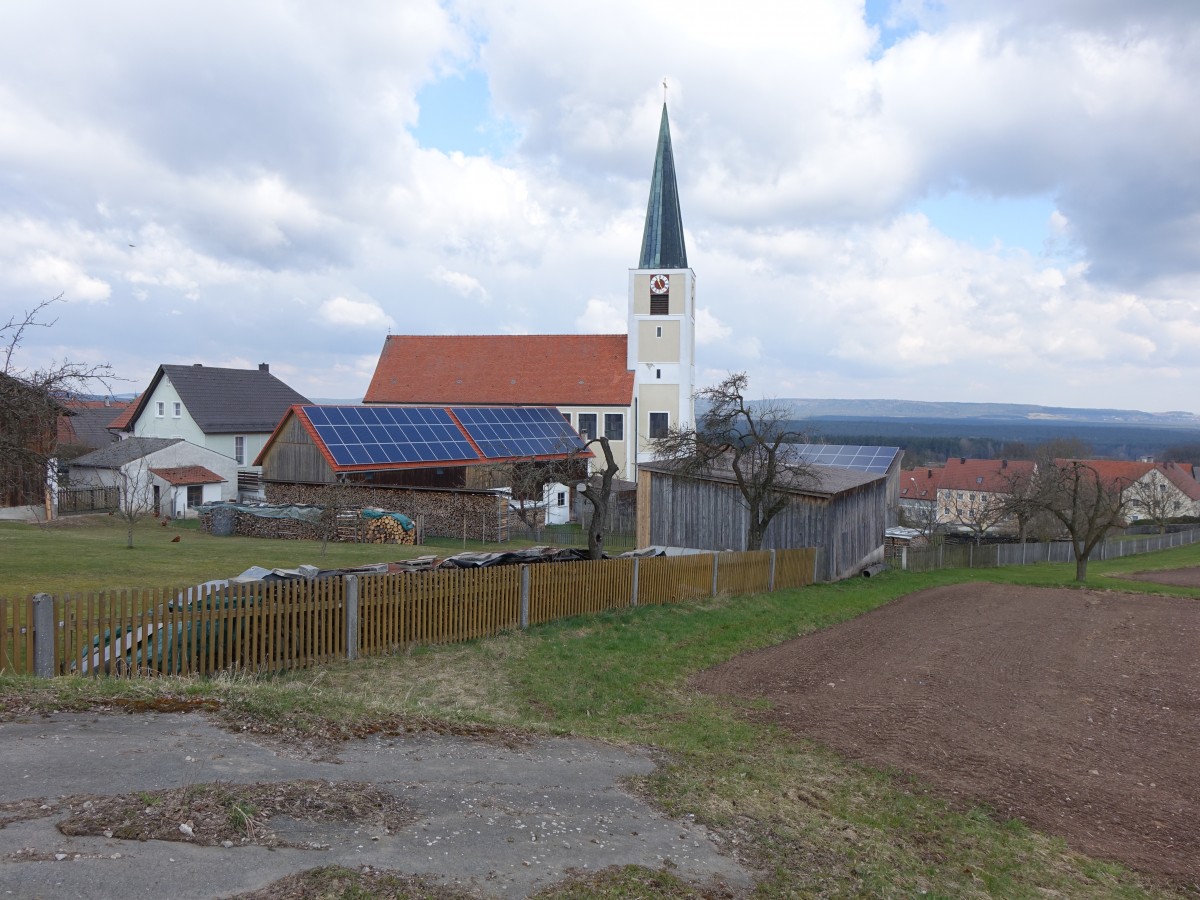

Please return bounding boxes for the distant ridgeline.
[782,417,1200,464]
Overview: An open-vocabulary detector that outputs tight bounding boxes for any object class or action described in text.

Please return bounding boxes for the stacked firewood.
[362,515,417,544]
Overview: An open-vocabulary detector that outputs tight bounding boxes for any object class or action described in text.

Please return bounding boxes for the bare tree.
[475,435,617,559]
[1025,459,1133,581]
[578,436,620,559]
[312,477,366,556]
[649,372,815,551]
[113,455,156,549]
[1125,470,1180,534]
[943,489,1010,545]
[2,296,113,514]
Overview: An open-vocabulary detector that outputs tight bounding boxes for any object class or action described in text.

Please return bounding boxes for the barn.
[636,458,891,582]
[255,403,591,540]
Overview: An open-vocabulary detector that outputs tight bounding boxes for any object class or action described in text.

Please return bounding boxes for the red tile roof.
[107,399,138,430]
[1057,459,1152,487]
[937,458,1035,493]
[1155,461,1200,501]
[364,335,634,407]
[899,466,942,500]
[149,466,225,486]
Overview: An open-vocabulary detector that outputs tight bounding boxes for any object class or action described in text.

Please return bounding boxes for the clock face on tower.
[649,274,670,295]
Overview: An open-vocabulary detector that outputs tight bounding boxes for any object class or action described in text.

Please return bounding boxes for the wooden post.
[519,565,530,630]
[768,550,777,591]
[344,575,358,661]
[711,553,719,597]
[33,593,55,677]
[631,557,640,607]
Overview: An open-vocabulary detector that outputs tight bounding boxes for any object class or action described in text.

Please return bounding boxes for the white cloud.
[0,2,1196,411]
[432,266,490,302]
[575,297,625,334]
[317,296,395,330]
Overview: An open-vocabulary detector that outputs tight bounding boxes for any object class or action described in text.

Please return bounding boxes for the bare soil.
[693,582,1200,886]
[1118,566,1200,588]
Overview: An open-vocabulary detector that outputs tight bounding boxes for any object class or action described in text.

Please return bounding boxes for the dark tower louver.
[638,104,688,270]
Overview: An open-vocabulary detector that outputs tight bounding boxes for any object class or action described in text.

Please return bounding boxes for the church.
[363,104,697,481]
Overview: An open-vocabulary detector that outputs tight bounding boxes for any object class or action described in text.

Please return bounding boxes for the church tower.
[628,103,697,470]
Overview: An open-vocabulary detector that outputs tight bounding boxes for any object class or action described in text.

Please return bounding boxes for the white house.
[110,363,309,498]
[69,437,238,518]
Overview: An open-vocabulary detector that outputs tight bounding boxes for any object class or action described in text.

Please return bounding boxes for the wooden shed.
[636,461,889,582]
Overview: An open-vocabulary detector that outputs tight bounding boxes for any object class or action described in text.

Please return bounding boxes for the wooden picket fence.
[2,548,816,679]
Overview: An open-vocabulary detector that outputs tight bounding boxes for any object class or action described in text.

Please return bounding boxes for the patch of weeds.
[57,780,417,849]
[229,865,478,899]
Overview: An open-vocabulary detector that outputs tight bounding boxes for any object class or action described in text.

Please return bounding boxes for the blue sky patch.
[411,69,516,158]
[917,190,1059,255]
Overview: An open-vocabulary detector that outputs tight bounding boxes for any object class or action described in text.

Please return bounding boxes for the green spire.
[639,103,688,270]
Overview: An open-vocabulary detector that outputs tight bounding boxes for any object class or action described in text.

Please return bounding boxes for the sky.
[2,1,1198,413]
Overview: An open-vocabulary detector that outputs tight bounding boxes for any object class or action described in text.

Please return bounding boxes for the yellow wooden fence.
[2,548,816,678]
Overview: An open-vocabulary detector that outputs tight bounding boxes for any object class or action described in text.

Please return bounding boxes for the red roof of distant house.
[1057,459,1152,487]
[364,334,635,407]
[148,466,225,486]
[938,458,1036,493]
[899,466,942,500]
[107,400,138,431]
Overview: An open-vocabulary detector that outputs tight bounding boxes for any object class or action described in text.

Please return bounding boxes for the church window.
[577,413,597,441]
[656,326,662,338]
[604,414,623,441]
[649,412,669,439]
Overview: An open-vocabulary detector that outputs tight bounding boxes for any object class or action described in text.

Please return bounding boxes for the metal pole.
[33,593,55,678]
[519,565,530,629]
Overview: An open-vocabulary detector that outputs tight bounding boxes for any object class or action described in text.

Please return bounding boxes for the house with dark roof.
[110,363,309,496]
[57,398,129,459]
[68,436,238,517]
[363,104,697,482]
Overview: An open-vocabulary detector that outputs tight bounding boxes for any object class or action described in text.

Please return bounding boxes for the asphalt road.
[0,712,750,898]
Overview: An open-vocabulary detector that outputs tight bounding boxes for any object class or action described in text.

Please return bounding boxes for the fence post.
[768,550,777,591]
[711,553,719,597]
[33,593,55,678]
[344,575,359,661]
[631,558,639,608]
[969,543,974,569]
[519,565,530,630]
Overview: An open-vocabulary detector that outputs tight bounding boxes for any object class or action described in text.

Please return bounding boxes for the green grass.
[0,516,547,598]
[4,538,1199,896]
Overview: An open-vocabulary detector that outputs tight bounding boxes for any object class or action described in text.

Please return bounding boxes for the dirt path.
[1117,566,1200,588]
[693,581,1200,886]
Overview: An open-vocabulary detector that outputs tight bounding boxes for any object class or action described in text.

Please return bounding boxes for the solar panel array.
[794,444,900,474]
[304,406,477,467]
[452,406,586,459]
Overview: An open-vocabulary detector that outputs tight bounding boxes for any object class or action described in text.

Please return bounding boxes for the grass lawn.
[0,516,552,598]
[4,536,1198,896]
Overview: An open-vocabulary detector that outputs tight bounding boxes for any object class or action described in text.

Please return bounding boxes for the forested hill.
[758,400,1200,463]
[776,398,1200,427]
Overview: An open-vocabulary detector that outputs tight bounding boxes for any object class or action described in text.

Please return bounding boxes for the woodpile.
[362,515,417,544]
[265,482,509,542]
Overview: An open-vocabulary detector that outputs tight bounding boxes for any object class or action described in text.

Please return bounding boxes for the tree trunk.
[747,521,765,551]
[1074,554,1088,581]
[126,523,134,549]
[585,479,612,559]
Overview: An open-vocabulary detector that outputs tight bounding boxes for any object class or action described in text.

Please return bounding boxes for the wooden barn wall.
[647,473,888,582]
[260,417,335,485]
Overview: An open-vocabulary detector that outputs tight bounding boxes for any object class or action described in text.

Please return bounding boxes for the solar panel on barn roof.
[452,406,586,460]
[793,444,900,474]
[304,405,478,467]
